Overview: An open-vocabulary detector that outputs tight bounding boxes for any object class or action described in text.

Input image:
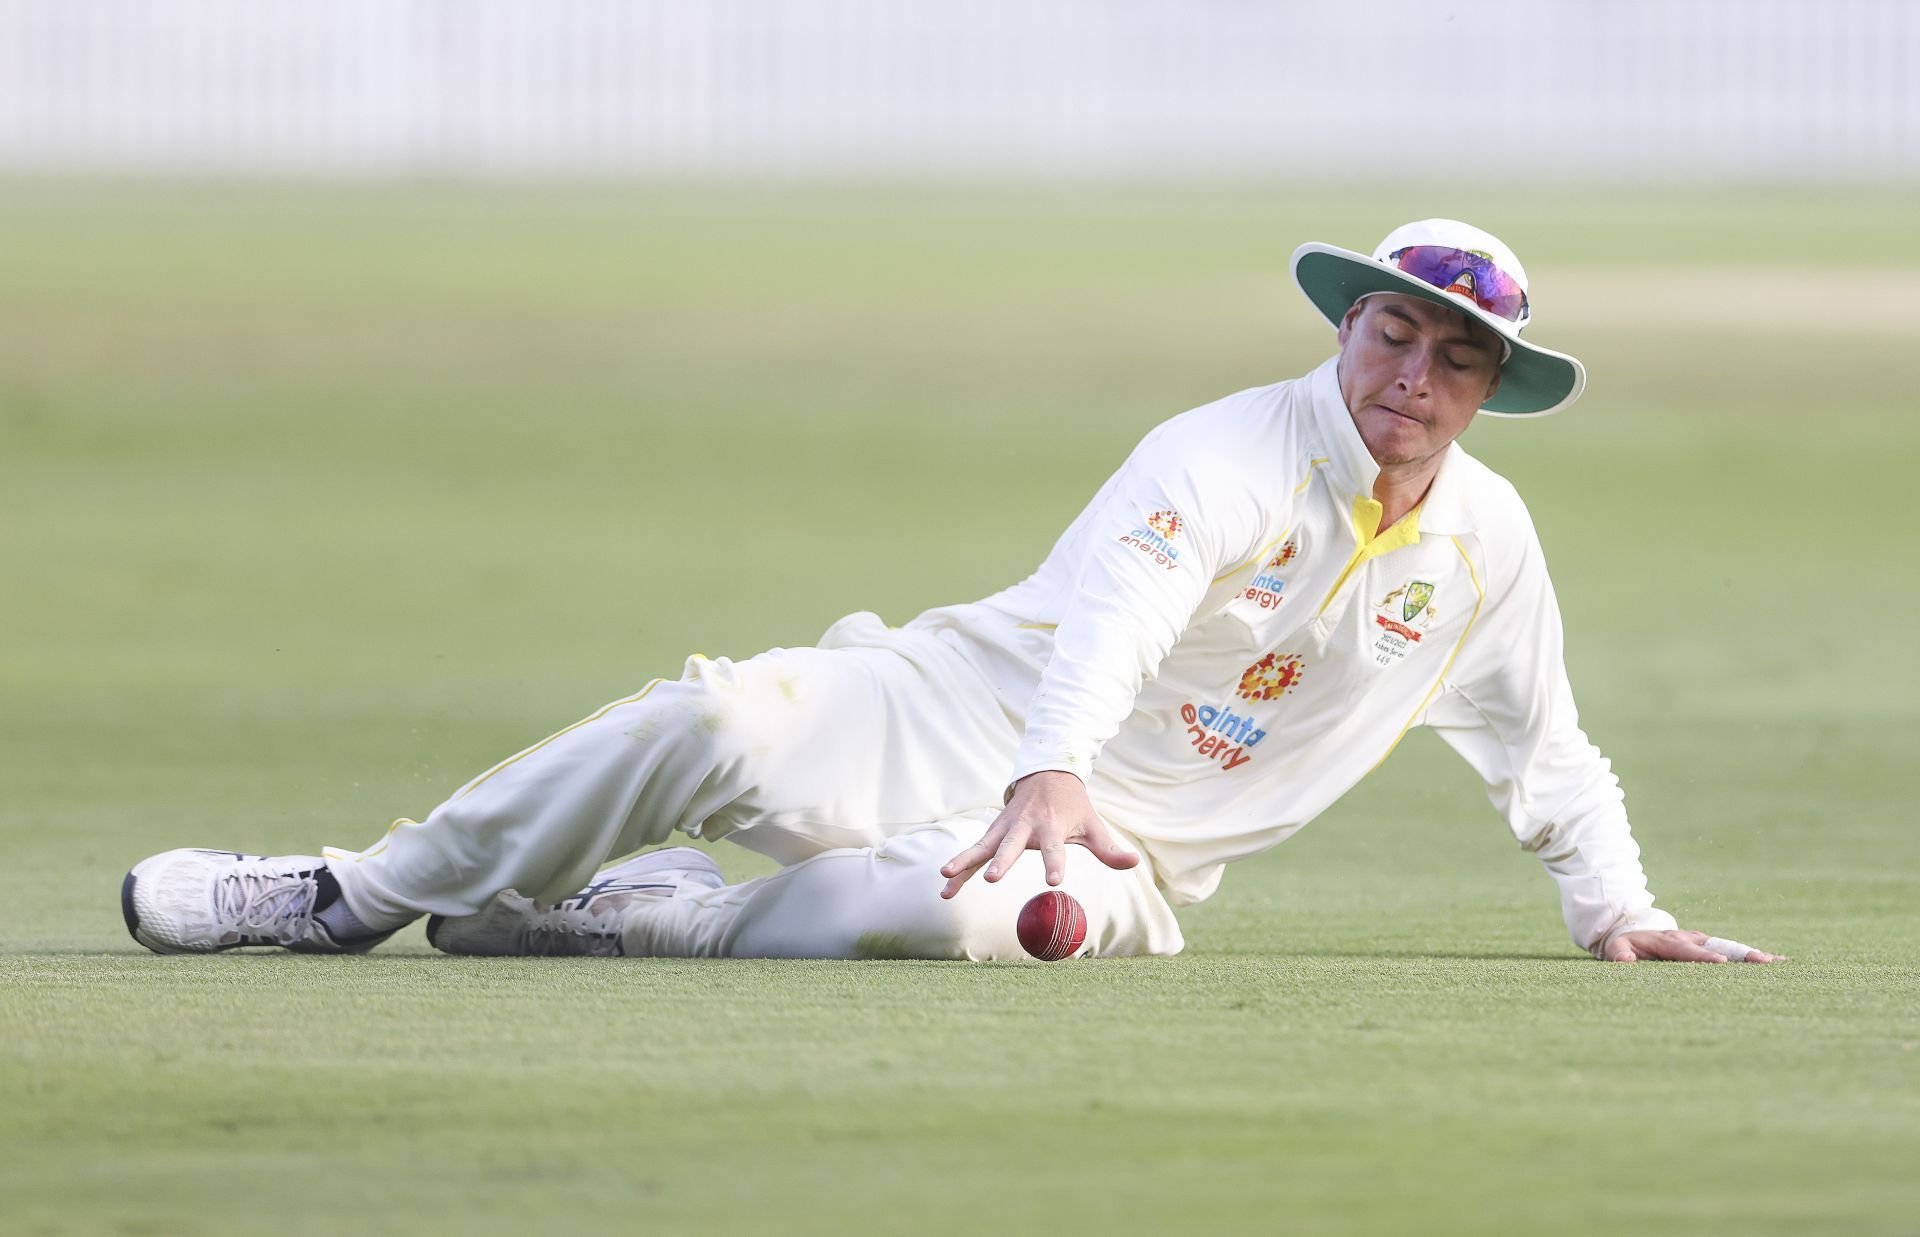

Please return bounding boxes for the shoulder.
[1134,377,1316,479]
[1452,449,1533,529]
[1447,447,1549,586]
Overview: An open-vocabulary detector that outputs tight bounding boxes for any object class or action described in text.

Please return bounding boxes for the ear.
[1336,300,1367,348]
[1483,367,1502,403]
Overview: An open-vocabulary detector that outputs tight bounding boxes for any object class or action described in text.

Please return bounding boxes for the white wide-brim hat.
[1290,218,1587,417]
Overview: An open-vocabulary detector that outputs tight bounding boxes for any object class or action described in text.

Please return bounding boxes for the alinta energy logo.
[1242,538,1301,610]
[1118,508,1185,572]
[1236,651,1306,702]
[1178,698,1267,772]
[1177,651,1299,773]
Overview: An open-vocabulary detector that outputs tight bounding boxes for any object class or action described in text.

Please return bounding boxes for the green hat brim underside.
[1292,246,1587,417]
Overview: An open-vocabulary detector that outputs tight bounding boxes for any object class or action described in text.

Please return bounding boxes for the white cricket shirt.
[912,356,1678,957]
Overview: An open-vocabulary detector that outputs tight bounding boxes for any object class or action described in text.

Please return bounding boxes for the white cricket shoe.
[425,846,724,958]
[122,848,397,954]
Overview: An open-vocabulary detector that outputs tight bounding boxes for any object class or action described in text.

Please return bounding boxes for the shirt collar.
[1304,354,1479,536]
[1306,356,1378,498]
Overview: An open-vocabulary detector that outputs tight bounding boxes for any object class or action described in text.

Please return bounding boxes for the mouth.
[1372,403,1424,425]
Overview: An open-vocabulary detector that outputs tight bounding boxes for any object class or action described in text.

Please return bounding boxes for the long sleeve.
[1424,523,1678,957]
[1009,407,1278,786]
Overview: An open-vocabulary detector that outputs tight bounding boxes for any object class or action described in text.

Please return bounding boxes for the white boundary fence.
[1,0,1915,181]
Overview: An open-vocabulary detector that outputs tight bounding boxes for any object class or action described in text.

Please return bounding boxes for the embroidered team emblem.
[1146,509,1184,540]
[1401,581,1434,623]
[1376,582,1440,627]
[1372,581,1440,667]
[1235,652,1305,702]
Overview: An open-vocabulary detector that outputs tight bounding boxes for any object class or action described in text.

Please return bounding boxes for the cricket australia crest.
[1371,581,1439,667]
[1401,580,1433,622]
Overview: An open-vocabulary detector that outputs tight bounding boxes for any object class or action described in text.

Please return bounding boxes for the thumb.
[1080,819,1140,871]
[1605,939,1637,963]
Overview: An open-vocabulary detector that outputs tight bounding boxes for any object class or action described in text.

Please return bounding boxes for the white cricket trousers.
[324,612,1184,960]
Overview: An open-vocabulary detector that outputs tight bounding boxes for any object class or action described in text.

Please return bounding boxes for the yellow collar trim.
[1317,496,1423,616]
[1350,494,1422,558]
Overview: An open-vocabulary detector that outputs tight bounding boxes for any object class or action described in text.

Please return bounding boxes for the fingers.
[939,820,1009,900]
[1640,932,1726,963]
[937,786,1138,897]
[939,840,994,881]
[1081,818,1140,872]
[938,861,984,901]
[1040,835,1066,887]
[1703,936,1786,963]
[983,822,1032,885]
[1610,929,1787,965]
[1662,940,1728,963]
[1606,929,1722,963]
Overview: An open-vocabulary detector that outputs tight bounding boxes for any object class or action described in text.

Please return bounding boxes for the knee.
[655,658,803,769]
[847,885,1010,961]
[849,835,1024,961]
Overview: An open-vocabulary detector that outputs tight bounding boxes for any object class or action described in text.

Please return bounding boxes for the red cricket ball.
[1016,890,1088,961]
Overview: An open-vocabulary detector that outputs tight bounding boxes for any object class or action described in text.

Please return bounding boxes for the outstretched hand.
[938,770,1139,899]
[1606,929,1784,964]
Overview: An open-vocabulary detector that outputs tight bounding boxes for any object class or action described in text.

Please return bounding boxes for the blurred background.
[3,0,1915,945]
[3,6,1917,1232]
[4,1,1917,930]
[2,0,1916,181]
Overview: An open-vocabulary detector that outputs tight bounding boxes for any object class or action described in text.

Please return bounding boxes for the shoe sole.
[120,868,142,943]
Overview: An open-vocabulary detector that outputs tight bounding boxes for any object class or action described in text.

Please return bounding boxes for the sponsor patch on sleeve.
[1117,508,1185,572]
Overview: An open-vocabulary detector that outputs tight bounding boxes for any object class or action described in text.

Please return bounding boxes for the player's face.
[1336,294,1503,469]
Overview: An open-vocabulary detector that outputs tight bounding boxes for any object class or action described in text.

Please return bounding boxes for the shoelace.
[553,879,679,912]
[520,905,626,958]
[213,866,319,943]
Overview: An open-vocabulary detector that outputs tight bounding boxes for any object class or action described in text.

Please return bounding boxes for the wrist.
[1003,768,1087,804]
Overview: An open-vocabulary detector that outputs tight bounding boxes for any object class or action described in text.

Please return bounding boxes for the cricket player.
[122,219,1780,967]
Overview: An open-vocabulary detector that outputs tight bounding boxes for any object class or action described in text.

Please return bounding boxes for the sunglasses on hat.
[1387,245,1530,326]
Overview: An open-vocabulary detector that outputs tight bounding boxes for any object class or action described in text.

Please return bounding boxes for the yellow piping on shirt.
[1213,524,1295,584]
[1367,535,1485,773]
[1317,495,1423,616]
[1209,458,1329,584]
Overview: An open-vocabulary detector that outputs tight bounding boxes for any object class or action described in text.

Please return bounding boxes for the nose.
[1394,341,1436,398]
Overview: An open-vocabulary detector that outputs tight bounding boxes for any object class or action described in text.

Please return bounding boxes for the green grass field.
[2,186,1916,1235]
